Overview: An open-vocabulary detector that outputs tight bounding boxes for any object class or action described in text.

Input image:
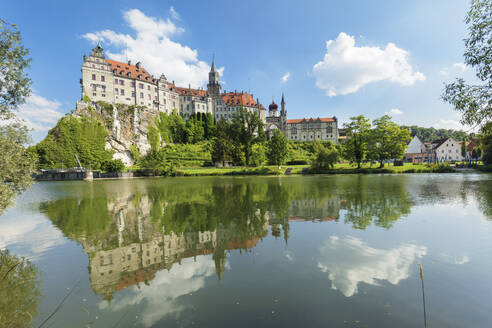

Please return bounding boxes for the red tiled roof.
[106,59,156,84]
[175,87,209,97]
[286,117,336,124]
[221,92,264,109]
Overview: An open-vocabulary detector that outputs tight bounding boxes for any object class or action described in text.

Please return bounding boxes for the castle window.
[140,92,144,98]
[101,65,104,70]
[115,88,118,93]
[131,81,135,87]
[186,104,189,110]
[147,94,151,100]
[119,80,124,86]
[139,83,143,89]
[326,126,333,133]
[132,92,135,97]
[101,75,105,82]
[92,84,96,91]
[292,127,297,134]
[120,89,124,95]
[92,74,96,81]
[115,78,118,83]
[147,85,150,90]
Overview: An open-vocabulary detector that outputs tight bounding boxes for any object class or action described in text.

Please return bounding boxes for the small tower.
[207,57,221,97]
[280,93,286,118]
[268,100,278,117]
[280,93,287,130]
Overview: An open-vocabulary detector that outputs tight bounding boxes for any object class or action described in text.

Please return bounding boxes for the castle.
[80,43,338,143]
[80,43,266,122]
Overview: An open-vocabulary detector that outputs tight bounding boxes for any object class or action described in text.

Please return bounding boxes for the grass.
[173,162,460,177]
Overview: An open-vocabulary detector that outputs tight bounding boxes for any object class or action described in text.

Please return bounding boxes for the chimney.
[136,61,141,69]
[127,60,131,65]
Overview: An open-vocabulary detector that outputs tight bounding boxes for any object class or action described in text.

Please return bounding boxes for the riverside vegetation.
[28,106,489,177]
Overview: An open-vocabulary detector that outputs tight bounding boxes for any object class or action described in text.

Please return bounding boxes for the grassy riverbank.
[173,163,461,176]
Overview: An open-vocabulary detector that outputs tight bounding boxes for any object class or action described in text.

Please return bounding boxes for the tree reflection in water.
[0,249,41,327]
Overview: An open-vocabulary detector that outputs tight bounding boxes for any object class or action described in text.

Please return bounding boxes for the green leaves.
[442,0,492,127]
[266,129,289,167]
[0,124,36,214]
[31,115,113,170]
[0,19,32,119]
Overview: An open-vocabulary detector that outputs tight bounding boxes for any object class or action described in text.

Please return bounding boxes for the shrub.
[287,159,309,165]
[311,146,339,170]
[101,159,125,172]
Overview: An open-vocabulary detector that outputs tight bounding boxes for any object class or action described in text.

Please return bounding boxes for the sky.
[2,0,477,142]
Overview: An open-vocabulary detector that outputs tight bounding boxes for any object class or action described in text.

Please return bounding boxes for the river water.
[1,174,492,327]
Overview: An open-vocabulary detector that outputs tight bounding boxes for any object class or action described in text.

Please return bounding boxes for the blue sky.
[3,0,475,141]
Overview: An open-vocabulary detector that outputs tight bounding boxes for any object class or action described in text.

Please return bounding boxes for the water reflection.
[317,236,427,297]
[37,174,492,303]
[0,249,41,327]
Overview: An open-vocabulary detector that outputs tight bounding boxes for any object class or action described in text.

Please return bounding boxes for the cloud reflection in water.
[318,236,427,297]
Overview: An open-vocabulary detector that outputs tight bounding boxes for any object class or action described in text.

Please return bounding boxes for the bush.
[101,159,125,172]
[287,159,309,165]
[311,145,339,170]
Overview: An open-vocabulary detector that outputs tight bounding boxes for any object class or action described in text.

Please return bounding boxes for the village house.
[404,136,463,163]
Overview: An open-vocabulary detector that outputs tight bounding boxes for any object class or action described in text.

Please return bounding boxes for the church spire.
[210,55,216,72]
[281,92,285,105]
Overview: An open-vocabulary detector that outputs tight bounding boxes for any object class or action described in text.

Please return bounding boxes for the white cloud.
[100,256,217,327]
[83,9,222,88]
[281,72,290,83]
[312,32,425,96]
[385,108,403,116]
[317,236,426,297]
[1,94,65,142]
[169,6,180,21]
[439,62,469,76]
[431,119,466,131]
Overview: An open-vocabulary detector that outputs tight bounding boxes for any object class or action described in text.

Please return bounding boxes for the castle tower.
[207,57,221,97]
[268,100,278,117]
[280,93,287,130]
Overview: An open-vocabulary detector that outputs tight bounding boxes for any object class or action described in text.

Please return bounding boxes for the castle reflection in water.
[80,193,340,300]
[40,174,490,301]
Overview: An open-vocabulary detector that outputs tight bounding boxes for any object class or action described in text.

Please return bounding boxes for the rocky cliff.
[74,101,156,166]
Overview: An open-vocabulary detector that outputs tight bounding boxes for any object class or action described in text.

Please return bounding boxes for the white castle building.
[266,95,339,143]
[80,43,338,143]
[80,43,266,121]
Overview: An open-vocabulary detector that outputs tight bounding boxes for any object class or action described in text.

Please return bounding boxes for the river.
[1,174,491,327]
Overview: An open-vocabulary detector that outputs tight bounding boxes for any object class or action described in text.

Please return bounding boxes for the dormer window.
[127,72,131,77]
[138,74,142,79]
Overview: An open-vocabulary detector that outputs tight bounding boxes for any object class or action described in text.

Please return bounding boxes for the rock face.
[74,101,156,166]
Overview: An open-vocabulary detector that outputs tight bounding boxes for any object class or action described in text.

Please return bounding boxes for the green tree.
[442,0,492,127]
[267,129,289,167]
[0,249,41,327]
[343,115,371,168]
[32,115,113,169]
[0,124,37,214]
[0,19,31,119]
[211,119,234,165]
[230,107,264,166]
[0,20,35,214]
[461,138,468,158]
[203,112,216,139]
[311,141,340,170]
[251,143,266,167]
[369,115,411,167]
[480,122,492,164]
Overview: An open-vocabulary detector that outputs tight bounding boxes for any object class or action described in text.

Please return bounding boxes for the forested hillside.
[401,125,471,143]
